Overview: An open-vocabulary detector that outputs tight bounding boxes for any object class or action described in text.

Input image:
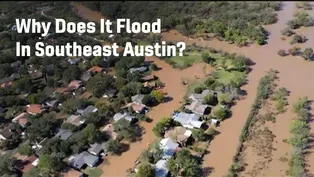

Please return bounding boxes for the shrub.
[211,106,229,121]
[302,48,313,60]
[194,87,205,94]
[288,47,301,56]
[290,34,306,44]
[281,27,295,36]
[277,49,287,57]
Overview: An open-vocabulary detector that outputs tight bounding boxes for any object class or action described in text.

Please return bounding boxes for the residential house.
[70,151,99,169]
[155,159,169,177]
[129,66,147,74]
[12,112,29,128]
[15,155,38,173]
[131,94,145,105]
[140,75,155,82]
[67,57,82,65]
[88,142,107,156]
[88,66,104,74]
[28,70,43,80]
[102,89,117,98]
[159,138,179,159]
[172,112,204,129]
[143,81,157,89]
[77,105,98,116]
[44,99,59,108]
[65,115,85,127]
[66,80,82,92]
[81,72,92,82]
[189,89,220,102]
[164,126,192,147]
[101,124,117,140]
[0,126,14,142]
[113,112,135,122]
[185,100,211,115]
[26,104,44,115]
[54,129,73,141]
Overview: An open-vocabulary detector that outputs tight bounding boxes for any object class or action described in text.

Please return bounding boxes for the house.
[0,126,14,142]
[81,72,92,82]
[159,138,179,159]
[12,112,29,127]
[131,94,145,105]
[129,66,147,73]
[102,89,117,98]
[67,57,81,65]
[141,75,155,82]
[172,112,204,129]
[77,105,98,116]
[143,81,157,89]
[67,80,82,92]
[211,119,220,127]
[185,100,211,115]
[88,142,106,156]
[189,89,219,102]
[15,155,38,173]
[54,129,73,140]
[123,102,147,114]
[101,124,117,140]
[65,115,85,127]
[113,112,135,122]
[88,66,104,74]
[164,126,192,147]
[70,151,99,169]
[44,99,59,108]
[155,159,169,177]
[26,104,44,115]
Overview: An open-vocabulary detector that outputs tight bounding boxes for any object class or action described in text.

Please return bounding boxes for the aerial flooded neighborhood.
[0,1,314,177]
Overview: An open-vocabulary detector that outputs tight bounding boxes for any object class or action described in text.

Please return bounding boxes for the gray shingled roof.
[54,129,73,140]
[71,151,99,169]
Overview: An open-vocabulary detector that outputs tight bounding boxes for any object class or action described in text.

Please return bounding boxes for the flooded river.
[72,2,314,176]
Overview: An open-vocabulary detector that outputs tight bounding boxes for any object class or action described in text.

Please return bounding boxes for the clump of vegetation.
[277,49,287,57]
[296,2,312,10]
[152,117,173,137]
[287,10,313,29]
[288,47,301,56]
[272,87,289,114]
[287,97,309,177]
[281,27,295,37]
[290,34,306,44]
[302,48,313,61]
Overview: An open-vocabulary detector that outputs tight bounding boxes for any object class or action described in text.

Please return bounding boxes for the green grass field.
[169,52,203,68]
[214,70,246,85]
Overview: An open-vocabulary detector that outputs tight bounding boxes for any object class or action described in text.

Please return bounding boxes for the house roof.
[81,72,92,82]
[159,138,179,159]
[143,82,156,88]
[185,100,210,115]
[66,115,84,126]
[54,129,73,140]
[173,112,204,129]
[113,112,134,122]
[67,57,81,64]
[101,124,117,140]
[16,155,37,173]
[164,126,192,143]
[26,104,43,115]
[12,112,29,127]
[129,66,147,73]
[0,126,14,139]
[88,66,103,73]
[130,103,146,113]
[29,70,43,80]
[155,159,169,177]
[63,169,83,177]
[141,75,155,81]
[102,89,117,97]
[71,151,99,169]
[131,94,145,105]
[67,80,82,91]
[77,105,98,116]
[88,142,106,155]
[45,99,58,107]
[55,87,68,94]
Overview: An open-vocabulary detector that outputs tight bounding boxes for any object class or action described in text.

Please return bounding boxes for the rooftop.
[26,104,43,115]
[66,115,84,127]
[12,112,29,127]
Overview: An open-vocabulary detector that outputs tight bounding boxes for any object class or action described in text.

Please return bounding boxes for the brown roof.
[141,75,155,81]
[16,155,37,173]
[102,124,117,140]
[67,80,82,91]
[26,104,42,115]
[0,127,14,139]
[143,82,156,88]
[88,66,103,73]
[55,87,68,93]
[131,103,146,112]
[164,126,192,143]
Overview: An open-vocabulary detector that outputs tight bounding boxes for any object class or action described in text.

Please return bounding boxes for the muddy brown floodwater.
[72,2,314,176]
[162,2,314,177]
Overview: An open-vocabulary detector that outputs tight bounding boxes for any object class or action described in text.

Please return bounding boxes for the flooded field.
[72,1,314,176]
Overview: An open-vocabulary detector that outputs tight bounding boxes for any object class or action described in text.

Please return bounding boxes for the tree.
[27,92,47,104]
[18,143,34,156]
[13,77,33,93]
[152,117,172,137]
[62,65,81,83]
[281,27,295,36]
[290,34,306,44]
[218,93,232,105]
[302,48,313,60]
[61,98,88,114]
[288,47,301,56]
[150,63,158,71]
[150,90,164,103]
[135,163,155,177]
[192,129,206,141]
[0,63,13,78]
[203,93,217,105]
[38,155,62,174]
[167,157,180,177]
[23,167,41,177]
[86,74,115,97]
[202,52,215,64]
[105,139,123,155]
[0,154,17,176]
[212,106,229,121]
[142,94,157,107]
[84,112,102,124]
[113,119,141,142]
[194,87,204,94]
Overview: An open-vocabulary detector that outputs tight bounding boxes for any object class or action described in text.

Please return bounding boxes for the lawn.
[169,52,203,68]
[213,70,246,86]
[81,167,103,177]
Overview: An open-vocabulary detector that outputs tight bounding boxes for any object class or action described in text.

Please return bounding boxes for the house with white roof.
[172,112,204,129]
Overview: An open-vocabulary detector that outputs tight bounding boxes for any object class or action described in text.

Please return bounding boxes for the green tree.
[203,93,216,105]
[114,119,141,142]
[302,48,313,60]
[38,155,62,174]
[201,52,215,64]
[218,93,232,105]
[152,117,172,137]
[192,129,206,141]
[105,139,123,155]
[151,90,164,103]
[13,77,33,93]
[62,65,81,83]
[212,106,229,121]
[167,157,180,177]
[0,154,17,176]
[18,143,34,156]
[135,163,155,177]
